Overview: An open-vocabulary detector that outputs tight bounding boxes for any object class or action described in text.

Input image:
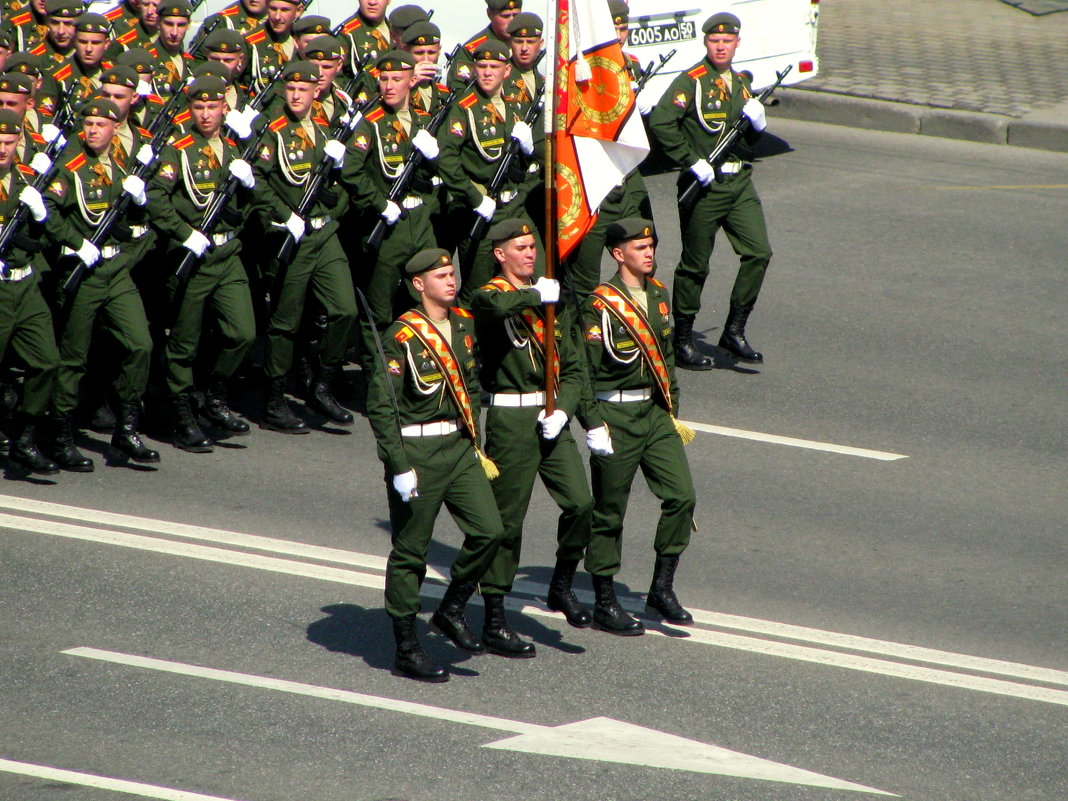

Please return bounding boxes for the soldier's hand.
[18,186,47,222]
[284,212,306,242]
[411,128,439,160]
[29,151,52,175]
[182,229,211,257]
[225,109,254,140]
[413,61,437,85]
[392,469,419,502]
[532,276,560,304]
[228,158,256,189]
[122,175,148,206]
[742,98,767,132]
[689,159,715,186]
[324,138,346,167]
[630,81,652,116]
[136,79,153,98]
[475,194,496,221]
[537,408,569,440]
[586,425,614,456]
[510,120,535,156]
[136,143,156,167]
[381,200,402,225]
[41,123,64,145]
[76,238,101,268]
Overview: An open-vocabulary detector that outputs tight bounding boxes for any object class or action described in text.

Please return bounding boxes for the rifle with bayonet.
[637,48,676,92]
[679,64,791,208]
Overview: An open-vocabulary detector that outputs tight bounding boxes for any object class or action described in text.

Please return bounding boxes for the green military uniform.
[336,9,391,97]
[29,0,78,70]
[197,0,264,38]
[147,27,195,100]
[5,5,49,53]
[243,22,298,89]
[447,0,521,94]
[108,14,156,55]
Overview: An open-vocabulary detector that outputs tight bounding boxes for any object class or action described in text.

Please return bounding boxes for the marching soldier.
[365,247,504,682]
[243,0,302,90]
[291,15,331,57]
[109,0,159,54]
[5,0,48,54]
[447,0,521,92]
[336,0,391,90]
[30,0,80,70]
[4,54,58,134]
[201,29,252,112]
[401,21,448,116]
[43,98,159,470]
[197,0,266,38]
[113,48,167,128]
[147,0,194,100]
[0,108,60,475]
[149,76,257,452]
[303,35,352,127]
[649,12,773,366]
[51,13,113,107]
[386,4,427,48]
[0,73,49,168]
[102,0,142,37]
[582,219,697,634]
[504,12,542,109]
[470,219,600,649]
[251,60,356,433]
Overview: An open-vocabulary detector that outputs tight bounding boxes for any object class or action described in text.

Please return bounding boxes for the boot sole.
[259,422,310,435]
[173,442,214,454]
[483,640,537,658]
[546,600,593,629]
[11,460,60,476]
[394,665,450,683]
[592,620,645,637]
[645,604,694,625]
[56,462,94,473]
[676,362,714,371]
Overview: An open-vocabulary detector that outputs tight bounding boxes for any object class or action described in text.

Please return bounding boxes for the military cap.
[702,12,740,35]
[115,48,155,75]
[388,4,429,30]
[281,60,320,83]
[471,38,510,63]
[192,61,232,82]
[605,217,656,246]
[293,15,331,36]
[376,49,414,72]
[100,64,139,89]
[203,28,247,54]
[158,0,192,18]
[79,97,121,120]
[506,12,542,37]
[0,72,34,95]
[44,0,83,17]
[485,0,520,10]
[489,218,535,244]
[303,35,344,60]
[0,27,13,50]
[0,108,23,135]
[401,21,440,46]
[5,53,43,77]
[608,0,629,25]
[406,248,452,276]
[186,76,226,101]
[74,12,111,33]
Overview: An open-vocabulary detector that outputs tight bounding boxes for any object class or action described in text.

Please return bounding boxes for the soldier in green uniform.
[114,48,167,128]
[251,60,356,432]
[649,12,772,367]
[0,73,50,171]
[197,0,266,39]
[242,0,302,91]
[149,76,257,451]
[303,35,353,127]
[447,0,521,92]
[471,219,603,649]
[582,218,697,634]
[365,247,504,682]
[5,0,49,53]
[290,15,331,56]
[109,0,159,54]
[102,0,141,39]
[335,0,391,94]
[435,38,541,305]
[402,22,448,115]
[147,0,194,99]
[30,0,79,71]
[0,108,60,474]
[201,30,252,113]
[504,12,542,109]
[49,13,112,107]
[42,98,159,470]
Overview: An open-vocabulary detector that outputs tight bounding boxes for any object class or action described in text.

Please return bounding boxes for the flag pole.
[542,0,562,415]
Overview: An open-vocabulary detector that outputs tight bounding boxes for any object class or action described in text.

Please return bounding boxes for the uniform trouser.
[673,167,773,318]
[164,248,255,398]
[384,431,504,619]
[480,405,593,594]
[263,230,357,379]
[456,203,543,307]
[585,399,696,576]
[0,274,59,418]
[51,256,152,417]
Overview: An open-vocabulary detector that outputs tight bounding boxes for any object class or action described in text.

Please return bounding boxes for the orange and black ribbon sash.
[487,276,559,391]
[592,283,673,412]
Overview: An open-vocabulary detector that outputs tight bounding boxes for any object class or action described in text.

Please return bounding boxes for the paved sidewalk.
[773,0,1068,151]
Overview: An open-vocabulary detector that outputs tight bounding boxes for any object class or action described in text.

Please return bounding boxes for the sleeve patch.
[158,162,177,181]
[449,119,465,137]
[586,324,602,342]
[386,358,402,375]
[673,92,689,108]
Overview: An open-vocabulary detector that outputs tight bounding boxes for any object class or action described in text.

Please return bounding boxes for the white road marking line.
[6,510,1068,705]
[0,757,248,801]
[64,648,894,795]
[679,421,908,461]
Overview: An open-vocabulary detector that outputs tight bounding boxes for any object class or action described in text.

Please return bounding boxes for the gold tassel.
[674,418,695,445]
[477,448,500,480]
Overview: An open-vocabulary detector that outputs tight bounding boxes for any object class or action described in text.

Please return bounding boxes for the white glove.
[323,138,345,166]
[475,194,496,221]
[76,238,100,267]
[41,123,63,144]
[136,79,153,97]
[18,186,47,222]
[381,199,401,225]
[742,97,767,132]
[510,120,534,155]
[122,174,148,205]
[631,81,653,116]
[689,158,715,185]
[225,108,253,140]
[29,151,52,175]
[181,229,210,257]
[241,106,260,128]
[537,408,568,440]
[411,127,439,160]
[135,143,155,167]
[228,158,255,189]
[586,425,614,456]
[392,469,418,501]
[532,276,559,304]
[284,211,305,242]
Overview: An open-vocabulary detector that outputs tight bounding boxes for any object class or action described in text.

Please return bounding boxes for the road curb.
[772,88,1068,153]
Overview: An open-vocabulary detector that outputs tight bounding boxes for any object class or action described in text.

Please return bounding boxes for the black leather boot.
[307,365,353,425]
[392,616,448,682]
[202,378,249,434]
[646,555,693,624]
[717,303,763,363]
[591,574,644,636]
[431,580,485,653]
[88,401,117,432]
[50,415,94,472]
[262,377,308,434]
[9,415,59,475]
[482,594,535,658]
[111,402,160,463]
[673,314,713,371]
[172,395,213,453]
[546,559,592,628]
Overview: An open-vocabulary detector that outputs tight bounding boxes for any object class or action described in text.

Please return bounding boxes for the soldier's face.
[47,17,76,49]
[31,0,47,14]
[311,58,342,92]
[0,92,30,117]
[413,264,457,306]
[475,59,510,95]
[242,0,268,14]
[284,79,316,116]
[139,0,160,28]
[0,133,19,169]
[0,48,11,73]
[705,33,740,71]
[191,98,226,136]
[509,35,540,70]
[82,116,118,152]
[613,237,656,279]
[488,8,520,40]
[159,16,189,50]
[267,1,301,35]
[359,0,388,24]
[614,22,628,47]
[208,51,243,76]
[377,69,412,107]
[74,32,110,66]
[494,234,537,282]
[99,84,136,117]
[408,43,440,65]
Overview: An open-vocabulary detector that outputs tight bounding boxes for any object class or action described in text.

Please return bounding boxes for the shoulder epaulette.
[147,93,165,105]
[459,92,478,109]
[687,64,708,79]
[136,126,152,138]
[245,28,266,44]
[29,131,45,145]
[65,152,86,172]
[29,43,46,56]
[53,64,72,81]
[172,133,195,150]
[10,10,31,25]
[116,29,138,45]
[17,163,36,177]
[146,45,158,57]
[436,82,451,93]
[413,107,430,117]
[224,136,236,147]
[464,34,487,53]
[451,306,473,318]
[341,17,361,34]
[649,277,665,288]
[172,108,191,123]
[104,6,124,20]
[268,115,287,132]
[365,106,385,123]
[220,4,240,16]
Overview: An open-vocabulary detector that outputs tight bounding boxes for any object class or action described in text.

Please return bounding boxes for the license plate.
[628,19,697,47]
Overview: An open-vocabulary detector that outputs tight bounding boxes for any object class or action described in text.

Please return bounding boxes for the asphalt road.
[1,119,1066,801]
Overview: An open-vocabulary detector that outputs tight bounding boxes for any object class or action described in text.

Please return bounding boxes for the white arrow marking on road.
[64,647,894,796]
